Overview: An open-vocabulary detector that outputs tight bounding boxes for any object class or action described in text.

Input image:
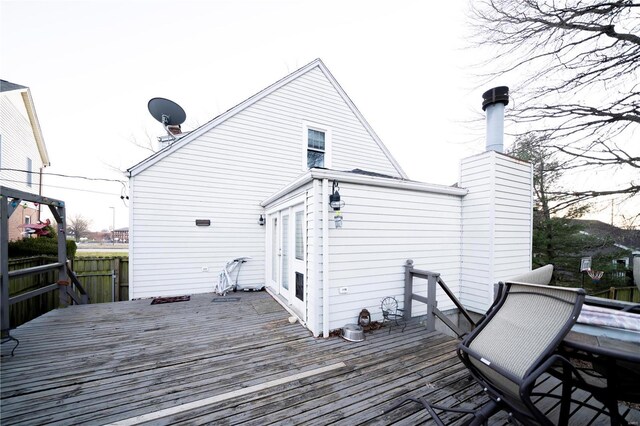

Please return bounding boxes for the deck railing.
[403,259,477,338]
[7,259,89,307]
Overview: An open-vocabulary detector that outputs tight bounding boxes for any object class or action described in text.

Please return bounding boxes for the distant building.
[113,227,128,243]
[0,80,50,241]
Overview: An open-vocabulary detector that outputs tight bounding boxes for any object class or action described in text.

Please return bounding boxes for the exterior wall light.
[329,181,345,228]
[329,181,345,211]
[258,214,265,226]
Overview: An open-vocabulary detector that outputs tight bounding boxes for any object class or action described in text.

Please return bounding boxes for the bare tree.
[67,214,92,242]
[509,133,590,218]
[470,0,640,207]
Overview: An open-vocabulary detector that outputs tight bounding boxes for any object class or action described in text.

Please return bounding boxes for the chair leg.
[559,365,572,425]
[384,397,496,426]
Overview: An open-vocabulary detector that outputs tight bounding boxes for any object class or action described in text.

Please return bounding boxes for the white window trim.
[302,121,332,171]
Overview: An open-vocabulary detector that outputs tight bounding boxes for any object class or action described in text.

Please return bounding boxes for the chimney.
[482,86,509,153]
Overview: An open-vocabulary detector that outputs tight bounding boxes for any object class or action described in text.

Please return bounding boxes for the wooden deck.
[1,291,638,425]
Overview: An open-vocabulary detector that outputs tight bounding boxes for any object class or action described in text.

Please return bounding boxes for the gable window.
[26,157,33,187]
[307,129,325,168]
[304,123,331,170]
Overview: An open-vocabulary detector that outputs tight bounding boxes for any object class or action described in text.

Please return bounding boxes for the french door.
[267,201,305,319]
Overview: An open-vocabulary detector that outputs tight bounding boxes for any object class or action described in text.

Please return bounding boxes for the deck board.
[1,291,637,425]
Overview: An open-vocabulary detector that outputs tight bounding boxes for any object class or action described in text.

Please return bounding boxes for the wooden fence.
[8,255,129,328]
[589,286,639,303]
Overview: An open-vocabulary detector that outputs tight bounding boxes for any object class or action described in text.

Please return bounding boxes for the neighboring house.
[0,80,51,241]
[576,220,639,280]
[575,220,640,255]
[128,59,533,337]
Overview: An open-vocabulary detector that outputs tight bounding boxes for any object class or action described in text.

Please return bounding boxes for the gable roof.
[0,80,27,92]
[128,59,407,178]
[0,79,50,166]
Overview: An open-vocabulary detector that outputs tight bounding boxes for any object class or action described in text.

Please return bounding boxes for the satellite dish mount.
[148,97,186,141]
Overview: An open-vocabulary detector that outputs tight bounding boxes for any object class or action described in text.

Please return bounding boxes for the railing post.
[1,194,10,337]
[426,273,437,332]
[404,259,414,319]
[58,281,68,307]
[609,287,616,300]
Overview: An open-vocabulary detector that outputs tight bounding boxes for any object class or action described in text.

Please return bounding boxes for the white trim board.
[261,168,468,207]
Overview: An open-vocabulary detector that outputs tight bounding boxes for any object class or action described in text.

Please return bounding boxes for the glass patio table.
[556,297,640,424]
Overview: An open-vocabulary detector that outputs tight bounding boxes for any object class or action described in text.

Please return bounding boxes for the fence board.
[8,255,129,328]
[589,286,639,303]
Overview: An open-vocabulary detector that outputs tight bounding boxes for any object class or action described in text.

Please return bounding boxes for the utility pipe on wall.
[322,178,330,338]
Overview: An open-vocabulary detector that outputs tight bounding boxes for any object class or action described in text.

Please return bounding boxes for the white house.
[0,80,51,241]
[127,59,533,337]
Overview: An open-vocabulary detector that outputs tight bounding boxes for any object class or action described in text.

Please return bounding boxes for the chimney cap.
[482,86,509,111]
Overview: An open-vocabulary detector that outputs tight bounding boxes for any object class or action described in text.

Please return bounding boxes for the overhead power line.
[0,168,127,184]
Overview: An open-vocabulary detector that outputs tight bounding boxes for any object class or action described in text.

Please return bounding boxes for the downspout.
[322,178,330,338]
[312,179,321,337]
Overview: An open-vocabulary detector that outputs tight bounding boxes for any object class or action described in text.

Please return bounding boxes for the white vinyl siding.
[459,151,533,313]
[263,177,465,335]
[130,66,404,298]
[326,183,463,331]
[0,91,43,194]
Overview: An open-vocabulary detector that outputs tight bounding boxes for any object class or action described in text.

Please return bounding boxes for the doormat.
[151,295,191,305]
[212,297,241,303]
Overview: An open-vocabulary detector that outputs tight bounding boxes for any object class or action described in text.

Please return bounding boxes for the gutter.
[261,169,468,207]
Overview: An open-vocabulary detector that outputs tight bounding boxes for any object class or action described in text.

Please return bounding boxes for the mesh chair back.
[509,264,554,285]
[460,282,585,421]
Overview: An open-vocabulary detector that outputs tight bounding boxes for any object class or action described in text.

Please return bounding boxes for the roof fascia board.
[261,171,314,207]
[20,89,50,166]
[261,168,467,207]
[315,61,408,179]
[129,59,325,177]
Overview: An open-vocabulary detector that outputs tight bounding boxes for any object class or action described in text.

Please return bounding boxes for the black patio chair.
[385,281,585,425]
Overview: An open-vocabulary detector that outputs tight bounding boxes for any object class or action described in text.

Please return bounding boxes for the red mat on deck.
[150,295,191,305]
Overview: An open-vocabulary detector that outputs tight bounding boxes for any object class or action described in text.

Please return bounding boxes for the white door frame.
[290,203,306,316]
[266,196,306,320]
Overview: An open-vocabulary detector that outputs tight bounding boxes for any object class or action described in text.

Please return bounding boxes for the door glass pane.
[295,272,304,301]
[295,211,304,260]
[271,217,278,282]
[282,214,289,290]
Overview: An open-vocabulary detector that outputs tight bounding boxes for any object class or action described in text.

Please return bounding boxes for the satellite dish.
[148,97,186,140]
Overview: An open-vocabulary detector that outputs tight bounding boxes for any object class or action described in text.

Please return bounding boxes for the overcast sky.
[1,0,634,231]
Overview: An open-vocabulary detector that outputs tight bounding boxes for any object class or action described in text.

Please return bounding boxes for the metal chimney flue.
[482,86,509,153]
